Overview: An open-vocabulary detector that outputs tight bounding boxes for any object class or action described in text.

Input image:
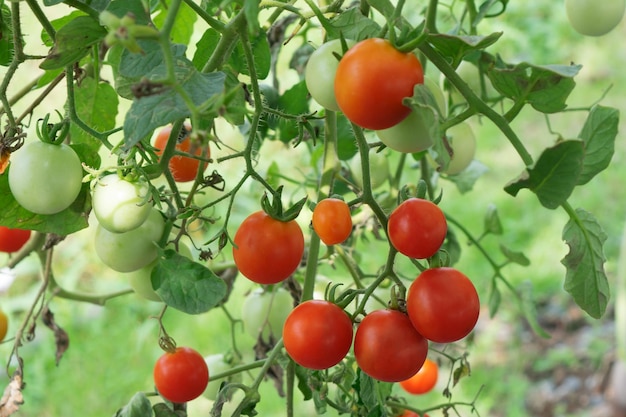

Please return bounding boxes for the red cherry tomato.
[334,38,424,130]
[312,198,352,245]
[407,267,480,343]
[400,411,429,417]
[154,124,210,183]
[153,346,209,403]
[387,198,447,259]
[283,300,353,370]
[399,358,439,395]
[0,226,31,253]
[233,211,304,284]
[354,309,428,382]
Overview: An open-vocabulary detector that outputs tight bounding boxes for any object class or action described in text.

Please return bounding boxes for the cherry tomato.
[0,226,31,253]
[0,309,8,342]
[153,346,209,403]
[387,198,447,259]
[283,300,353,370]
[565,0,626,36]
[349,149,389,190]
[241,287,293,341]
[399,358,439,395]
[441,122,476,175]
[312,198,352,246]
[92,174,152,233]
[203,353,241,401]
[354,309,428,382]
[407,267,480,343]
[95,207,165,273]
[305,39,356,111]
[335,38,424,130]
[233,211,304,284]
[8,141,83,215]
[400,411,429,417]
[154,124,210,183]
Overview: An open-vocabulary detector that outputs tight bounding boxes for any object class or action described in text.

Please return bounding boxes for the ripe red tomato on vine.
[407,267,480,343]
[399,357,439,395]
[154,124,210,183]
[0,226,31,253]
[334,38,424,130]
[153,346,209,403]
[312,198,352,245]
[232,211,304,284]
[354,309,428,382]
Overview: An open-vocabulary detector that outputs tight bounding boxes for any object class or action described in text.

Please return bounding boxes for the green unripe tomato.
[305,39,356,111]
[565,0,626,36]
[92,174,151,233]
[349,150,389,190]
[424,76,447,116]
[8,141,83,215]
[441,122,477,175]
[443,60,497,105]
[95,208,165,273]
[241,287,293,341]
[203,354,240,401]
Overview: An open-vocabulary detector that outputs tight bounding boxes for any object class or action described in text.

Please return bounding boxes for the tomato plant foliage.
[0,0,620,416]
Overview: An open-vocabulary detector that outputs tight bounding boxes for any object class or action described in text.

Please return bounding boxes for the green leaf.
[105,0,151,25]
[504,140,584,209]
[0,144,98,235]
[325,8,382,41]
[39,16,107,70]
[519,281,550,338]
[442,227,462,266]
[41,11,86,48]
[485,54,581,113]
[499,244,530,266]
[488,281,501,317]
[561,208,609,319]
[152,249,227,314]
[576,105,619,185]
[428,32,502,65]
[153,0,196,45]
[448,160,489,194]
[233,29,271,79]
[277,80,310,143]
[0,5,15,66]
[68,77,118,154]
[191,28,219,70]
[483,203,503,235]
[113,392,153,417]
[153,403,185,417]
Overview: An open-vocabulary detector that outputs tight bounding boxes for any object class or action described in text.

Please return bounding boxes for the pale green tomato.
[8,141,83,215]
[565,0,626,36]
[203,354,233,401]
[92,174,151,233]
[441,122,477,175]
[443,60,497,104]
[241,287,293,341]
[95,208,165,272]
[305,39,356,111]
[424,76,446,116]
[349,150,389,190]
[375,110,435,153]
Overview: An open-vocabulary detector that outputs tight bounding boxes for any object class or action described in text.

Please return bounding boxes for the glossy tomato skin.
[407,267,480,343]
[154,125,209,183]
[0,309,8,342]
[387,198,447,259]
[95,208,165,273]
[335,38,424,130]
[354,309,428,382]
[399,357,438,395]
[92,174,152,233]
[312,198,352,245]
[400,411,429,417]
[0,226,31,253]
[283,300,353,370]
[8,141,83,215]
[233,211,304,284]
[565,0,626,36]
[241,287,293,341]
[305,39,356,111]
[154,346,209,403]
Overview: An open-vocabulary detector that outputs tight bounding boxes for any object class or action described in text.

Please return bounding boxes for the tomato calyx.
[325,282,359,311]
[158,335,178,354]
[260,186,307,222]
[36,113,70,145]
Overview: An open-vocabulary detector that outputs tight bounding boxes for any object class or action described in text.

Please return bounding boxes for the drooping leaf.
[428,32,502,65]
[113,392,153,417]
[499,244,530,266]
[152,249,227,314]
[576,105,619,185]
[325,8,382,41]
[484,54,581,113]
[39,16,107,70]
[277,80,310,143]
[447,160,489,194]
[488,281,501,317]
[153,0,197,45]
[519,281,550,338]
[0,5,15,66]
[561,208,609,319]
[105,0,151,25]
[504,140,584,209]
[68,77,119,154]
[483,203,503,235]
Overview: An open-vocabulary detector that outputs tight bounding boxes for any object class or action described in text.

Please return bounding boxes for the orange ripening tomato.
[334,38,424,130]
[154,124,210,183]
[312,198,352,246]
[399,358,439,395]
